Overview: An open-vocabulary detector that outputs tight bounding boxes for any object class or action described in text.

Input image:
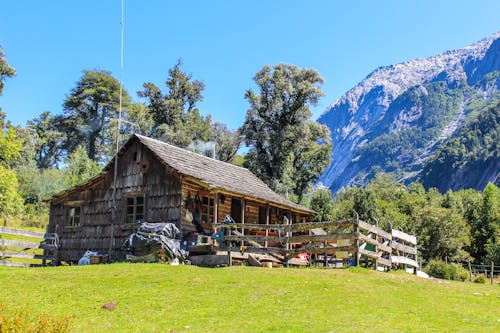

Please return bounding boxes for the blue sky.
[0,1,499,130]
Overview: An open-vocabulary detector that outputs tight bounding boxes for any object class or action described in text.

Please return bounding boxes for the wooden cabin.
[46,134,313,263]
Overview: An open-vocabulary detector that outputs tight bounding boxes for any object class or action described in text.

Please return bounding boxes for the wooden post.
[240,198,245,247]
[491,261,494,285]
[374,220,379,271]
[354,215,360,267]
[228,250,232,267]
[265,206,270,248]
[468,259,473,282]
[213,191,218,231]
[324,241,328,267]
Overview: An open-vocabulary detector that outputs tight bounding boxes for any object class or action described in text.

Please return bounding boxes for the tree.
[27,111,66,168]
[212,122,242,163]
[64,146,101,187]
[310,188,335,222]
[415,206,470,262]
[61,70,130,162]
[0,46,15,96]
[241,64,330,199]
[138,59,210,147]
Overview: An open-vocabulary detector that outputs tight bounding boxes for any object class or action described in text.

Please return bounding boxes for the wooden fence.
[0,226,59,267]
[213,217,418,270]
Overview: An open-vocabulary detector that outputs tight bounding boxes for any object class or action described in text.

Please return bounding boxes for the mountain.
[318,32,500,193]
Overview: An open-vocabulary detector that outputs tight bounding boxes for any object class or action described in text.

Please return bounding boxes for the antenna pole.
[110,0,125,257]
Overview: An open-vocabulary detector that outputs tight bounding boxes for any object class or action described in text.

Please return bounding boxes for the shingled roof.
[132,134,313,214]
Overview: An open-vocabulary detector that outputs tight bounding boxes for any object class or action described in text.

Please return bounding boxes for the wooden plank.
[357,220,392,240]
[392,229,417,245]
[288,220,356,232]
[0,260,32,268]
[225,235,281,243]
[0,239,42,249]
[230,229,263,248]
[358,233,379,247]
[359,248,379,259]
[213,220,355,232]
[286,246,355,256]
[391,256,419,267]
[247,254,261,267]
[0,251,56,261]
[0,226,44,238]
[391,241,418,255]
[219,246,284,255]
[288,233,358,243]
[377,257,392,267]
[378,242,392,253]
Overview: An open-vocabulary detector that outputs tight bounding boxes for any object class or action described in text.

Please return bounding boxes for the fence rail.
[214,217,418,270]
[0,226,59,267]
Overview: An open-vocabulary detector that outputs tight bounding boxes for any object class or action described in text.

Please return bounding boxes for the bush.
[0,301,70,333]
[473,274,487,284]
[424,260,469,281]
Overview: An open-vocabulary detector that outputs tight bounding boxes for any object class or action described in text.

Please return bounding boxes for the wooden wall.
[48,140,182,262]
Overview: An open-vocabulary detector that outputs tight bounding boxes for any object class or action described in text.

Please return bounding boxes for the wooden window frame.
[125,193,146,224]
[67,206,81,227]
[201,196,214,226]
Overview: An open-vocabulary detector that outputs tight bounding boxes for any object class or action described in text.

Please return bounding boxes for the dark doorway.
[231,198,242,223]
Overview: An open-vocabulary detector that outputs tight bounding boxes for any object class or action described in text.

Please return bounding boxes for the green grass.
[0,264,498,332]
[0,226,45,265]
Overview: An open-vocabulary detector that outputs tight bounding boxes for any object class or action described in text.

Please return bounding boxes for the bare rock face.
[318,32,500,193]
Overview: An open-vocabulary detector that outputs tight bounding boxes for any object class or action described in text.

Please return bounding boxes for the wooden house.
[46,134,314,263]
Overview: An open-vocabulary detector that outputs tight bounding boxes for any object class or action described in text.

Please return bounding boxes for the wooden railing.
[212,217,418,269]
[0,226,59,267]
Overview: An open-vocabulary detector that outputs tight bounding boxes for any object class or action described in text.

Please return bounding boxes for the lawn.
[0,264,498,332]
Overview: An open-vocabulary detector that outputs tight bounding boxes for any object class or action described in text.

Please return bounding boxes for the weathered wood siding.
[48,140,182,262]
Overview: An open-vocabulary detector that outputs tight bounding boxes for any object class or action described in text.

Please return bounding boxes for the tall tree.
[242,64,331,199]
[138,59,209,147]
[61,70,130,162]
[212,122,242,163]
[0,46,15,96]
[27,111,66,168]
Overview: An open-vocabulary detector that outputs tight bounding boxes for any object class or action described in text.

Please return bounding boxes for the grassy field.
[0,264,498,332]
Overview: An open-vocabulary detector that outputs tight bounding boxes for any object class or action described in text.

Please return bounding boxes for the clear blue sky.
[1,1,499,130]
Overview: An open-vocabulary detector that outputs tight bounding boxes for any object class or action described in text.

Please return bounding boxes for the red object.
[296,253,309,261]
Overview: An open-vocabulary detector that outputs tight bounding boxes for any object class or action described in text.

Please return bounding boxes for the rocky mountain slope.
[318,32,500,193]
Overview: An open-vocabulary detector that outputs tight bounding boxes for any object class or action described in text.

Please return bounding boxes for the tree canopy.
[242,64,331,202]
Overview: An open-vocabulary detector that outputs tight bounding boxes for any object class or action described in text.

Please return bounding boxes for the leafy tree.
[27,111,66,168]
[64,146,101,187]
[0,165,23,219]
[0,111,22,167]
[415,206,470,262]
[212,122,241,163]
[61,70,131,162]
[138,59,210,147]
[242,64,330,199]
[0,46,15,96]
[310,188,335,222]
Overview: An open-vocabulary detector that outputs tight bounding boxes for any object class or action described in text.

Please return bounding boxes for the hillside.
[0,264,499,332]
[318,32,500,193]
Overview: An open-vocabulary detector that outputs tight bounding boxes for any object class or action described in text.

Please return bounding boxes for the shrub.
[473,274,487,284]
[0,301,70,333]
[424,260,469,281]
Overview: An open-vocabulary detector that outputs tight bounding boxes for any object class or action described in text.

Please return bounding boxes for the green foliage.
[138,59,212,147]
[424,260,469,281]
[415,206,470,262]
[0,112,23,167]
[310,188,335,222]
[60,69,131,162]
[0,165,24,218]
[212,122,242,162]
[63,146,100,187]
[473,273,487,283]
[27,111,66,168]
[0,47,15,96]
[420,101,499,192]
[242,64,331,201]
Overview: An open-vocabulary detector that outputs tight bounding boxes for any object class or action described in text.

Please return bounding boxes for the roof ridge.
[134,133,252,172]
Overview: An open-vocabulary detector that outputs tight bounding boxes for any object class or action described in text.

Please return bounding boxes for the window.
[201,196,214,225]
[259,207,268,224]
[67,207,81,227]
[126,194,145,223]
